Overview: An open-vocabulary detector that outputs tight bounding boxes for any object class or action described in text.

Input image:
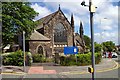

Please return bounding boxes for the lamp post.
[23,31,26,72]
[100,18,108,55]
[81,0,96,80]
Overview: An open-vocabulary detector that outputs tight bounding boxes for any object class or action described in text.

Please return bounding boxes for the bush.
[60,52,102,66]
[32,54,53,63]
[26,52,33,66]
[45,58,54,62]
[2,50,32,66]
[32,54,46,63]
[95,53,102,64]
[60,55,77,66]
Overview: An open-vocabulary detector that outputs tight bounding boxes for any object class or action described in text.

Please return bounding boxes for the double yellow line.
[1,72,26,75]
[96,61,119,73]
[60,61,119,75]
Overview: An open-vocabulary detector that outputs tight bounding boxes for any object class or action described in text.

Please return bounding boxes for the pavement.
[0,58,119,75]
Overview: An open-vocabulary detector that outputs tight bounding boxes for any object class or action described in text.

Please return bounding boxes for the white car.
[112,52,118,58]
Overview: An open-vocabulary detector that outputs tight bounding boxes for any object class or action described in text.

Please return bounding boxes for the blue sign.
[64,46,78,55]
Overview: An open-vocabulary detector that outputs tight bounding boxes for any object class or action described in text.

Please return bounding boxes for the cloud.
[94,2,118,31]
[97,26,112,30]
[94,31,118,44]
[31,3,52,20]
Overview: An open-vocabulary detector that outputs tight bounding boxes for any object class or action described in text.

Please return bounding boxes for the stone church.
[27,6,85,57]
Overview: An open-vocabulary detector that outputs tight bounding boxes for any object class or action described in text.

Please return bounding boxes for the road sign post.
[23,31,26,72]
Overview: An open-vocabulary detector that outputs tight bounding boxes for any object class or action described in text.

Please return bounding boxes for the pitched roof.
[29,30,50,41]
[36,8,71,30]
[74,33,85,47]
[36,11,59,29]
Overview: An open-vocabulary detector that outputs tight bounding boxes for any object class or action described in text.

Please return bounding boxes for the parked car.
[112,52,118,58]
[116,51,120,55]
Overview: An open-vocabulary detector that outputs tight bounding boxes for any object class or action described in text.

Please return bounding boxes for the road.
[1,69,119,80]
[1,56,120,80]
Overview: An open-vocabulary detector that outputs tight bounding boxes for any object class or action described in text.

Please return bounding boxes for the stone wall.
[29,41,52,57]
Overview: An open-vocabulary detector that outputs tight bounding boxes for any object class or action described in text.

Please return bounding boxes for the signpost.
[23,31,26,72]
[64,46,78,55]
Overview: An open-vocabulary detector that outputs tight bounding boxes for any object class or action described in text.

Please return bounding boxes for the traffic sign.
[64,46,78,55]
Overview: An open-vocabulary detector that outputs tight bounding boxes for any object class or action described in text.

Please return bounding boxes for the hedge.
[32,54,53,63]
[2,50,32,66]
[60,52,102,66]
[32,54,46,63]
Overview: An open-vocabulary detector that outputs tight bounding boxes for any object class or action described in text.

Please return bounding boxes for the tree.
[102,41,115,52]
[83,35,91,49]
[2,2,38,46]
[94,42,101,52]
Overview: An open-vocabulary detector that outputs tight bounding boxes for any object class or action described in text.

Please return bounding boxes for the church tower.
[80,21,84,39]
[80,21,85,52]
[71,13,75,46]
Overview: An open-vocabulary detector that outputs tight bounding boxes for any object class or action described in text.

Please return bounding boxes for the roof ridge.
[37,10,58,23]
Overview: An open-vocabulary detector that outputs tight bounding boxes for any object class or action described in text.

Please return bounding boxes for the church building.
[27,6,85,57]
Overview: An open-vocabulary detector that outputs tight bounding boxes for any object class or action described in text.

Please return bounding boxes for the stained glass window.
[54,23,67,42]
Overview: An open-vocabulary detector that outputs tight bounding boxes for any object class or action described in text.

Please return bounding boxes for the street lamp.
[81,0,96,80]
[100,18,108,55]
[100,18,108,28]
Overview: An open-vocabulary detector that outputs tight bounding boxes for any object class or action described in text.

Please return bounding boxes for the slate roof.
[29,30,50,41]
[74,33,85,47]
[36,11,59,29]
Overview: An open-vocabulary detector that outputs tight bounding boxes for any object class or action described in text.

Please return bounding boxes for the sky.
[30,0,119,45]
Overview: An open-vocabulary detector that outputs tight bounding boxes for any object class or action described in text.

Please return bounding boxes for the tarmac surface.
[1,58,119,75]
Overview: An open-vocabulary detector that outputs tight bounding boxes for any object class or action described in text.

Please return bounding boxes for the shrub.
[32,54,53,63]
[60,52,102,66]
[95,53,102,64]
[45,58,54,62]
[2,50,32,66]
[32,54,46,63]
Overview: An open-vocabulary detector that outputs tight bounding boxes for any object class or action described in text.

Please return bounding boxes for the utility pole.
[23,31,26,72]
[81,0,96,80]
[89,0,95,80]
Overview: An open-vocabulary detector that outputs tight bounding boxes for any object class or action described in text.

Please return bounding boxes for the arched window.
[37,46,43,54]
[54,23,67,42]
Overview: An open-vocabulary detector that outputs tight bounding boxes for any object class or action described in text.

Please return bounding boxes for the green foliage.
[60,53,102,66]
[60,55,76,66]
[32,54,53,63]
[2,50,32,66]
[102,41,115,52]
[2,2,38,45]
[84,35,91,51]
[94,42,102,53]
[45,58,54,62]
[32,54,46,63]
[95,53,102,64]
